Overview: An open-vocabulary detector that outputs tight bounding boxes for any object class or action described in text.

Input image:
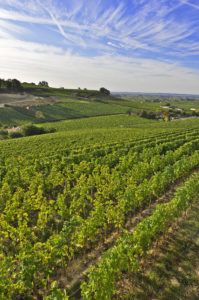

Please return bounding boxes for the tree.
[39,81,49,87]
[139,110,148,118]
[6,79,12,90]
[0,79,5,89]
[0,78,23,91]
[11,79,23,91]
[126,108,132,116]
[99,87,110,95]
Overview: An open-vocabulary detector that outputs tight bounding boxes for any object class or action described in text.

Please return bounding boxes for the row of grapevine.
[0,127,198,161]
[71,146,199,250]
[81,172,199,299]
[1,128,199,297]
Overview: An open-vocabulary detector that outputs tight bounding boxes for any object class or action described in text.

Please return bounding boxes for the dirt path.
[7,126,21,133]
[58,169,199,299]
[115,197,199,299]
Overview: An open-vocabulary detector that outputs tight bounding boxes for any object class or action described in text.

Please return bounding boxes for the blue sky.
[0,0,199,93]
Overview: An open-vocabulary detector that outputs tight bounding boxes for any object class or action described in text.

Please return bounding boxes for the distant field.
[40,114,199,133]
[1,86,199,127]
[0,101,127,126]
[107,95,199,113]
[0,87,127,126]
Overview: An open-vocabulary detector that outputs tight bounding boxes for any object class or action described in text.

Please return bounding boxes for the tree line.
[0,78,23,91]
[0,78,111,95]
[0,79,50,91]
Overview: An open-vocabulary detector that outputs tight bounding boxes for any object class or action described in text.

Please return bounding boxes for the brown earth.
[0,93,57,107]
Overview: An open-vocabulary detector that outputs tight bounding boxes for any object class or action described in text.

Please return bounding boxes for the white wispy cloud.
[0,0,199,93]
[0,8,52,25]
[0,37,63,54]
[0,18,29,41]
[107,41,120,48]
[1,36,199,94]
[179,0,199,10]
[0,19,27,34]
[1,0,199,56]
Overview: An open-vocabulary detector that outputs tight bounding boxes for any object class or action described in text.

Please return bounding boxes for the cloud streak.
[1,0,199,55]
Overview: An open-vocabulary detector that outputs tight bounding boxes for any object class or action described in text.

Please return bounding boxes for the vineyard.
[1,116,199,299]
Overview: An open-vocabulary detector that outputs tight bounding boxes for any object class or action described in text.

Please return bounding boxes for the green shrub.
[9,132,23,138]
[21,125,46,136]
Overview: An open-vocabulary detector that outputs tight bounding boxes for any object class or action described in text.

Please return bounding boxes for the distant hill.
[112,92,199,99]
